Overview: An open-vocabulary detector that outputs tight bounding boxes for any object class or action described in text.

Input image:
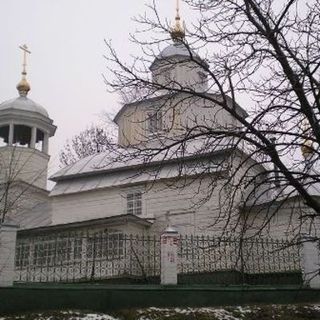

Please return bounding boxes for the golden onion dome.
[171,16,185,42]
[16,75,31,97]
[301,139,314,159]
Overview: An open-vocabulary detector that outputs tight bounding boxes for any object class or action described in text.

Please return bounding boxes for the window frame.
[147,110,163,136]
[126,190,143,216]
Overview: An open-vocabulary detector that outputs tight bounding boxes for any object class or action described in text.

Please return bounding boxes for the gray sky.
[0,0,187,176]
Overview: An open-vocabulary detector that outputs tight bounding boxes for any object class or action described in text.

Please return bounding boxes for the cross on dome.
[170,0,185,42]
[16,44,31,97]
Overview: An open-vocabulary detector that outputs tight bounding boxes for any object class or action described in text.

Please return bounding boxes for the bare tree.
[0,147,49,225]
[59,125,116,166]
[101,0,320,240]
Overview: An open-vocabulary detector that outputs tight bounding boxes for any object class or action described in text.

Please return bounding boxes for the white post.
[42,133,49,154]
[300,235,320,288]
[0,224,18,287]
[30,127,36,149]
[8,123,14,146]
[161,226,179,285]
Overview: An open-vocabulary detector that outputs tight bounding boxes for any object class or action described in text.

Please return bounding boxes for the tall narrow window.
[126,191,142,215]
[147,111,163,135]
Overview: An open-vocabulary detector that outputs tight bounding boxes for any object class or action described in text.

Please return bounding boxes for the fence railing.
[15,232,160,283]
[15,232,301,283]
[178,236,300,275]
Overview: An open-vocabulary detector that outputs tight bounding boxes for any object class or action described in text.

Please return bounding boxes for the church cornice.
[0,109,56,136]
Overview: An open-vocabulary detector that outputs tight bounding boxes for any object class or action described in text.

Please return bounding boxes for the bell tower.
[0,45,56,190]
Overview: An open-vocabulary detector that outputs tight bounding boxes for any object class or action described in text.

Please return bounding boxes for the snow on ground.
[137,306,252,320]
[1,305,320,319]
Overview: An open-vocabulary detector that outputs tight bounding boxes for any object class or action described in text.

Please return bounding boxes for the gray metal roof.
[49,137,258,196]
[158,43,199,59]
[18,214,152,235]
[0,96,49,118]
[245,161,320,208]
[150,43,205,71]
[50,137,234,182]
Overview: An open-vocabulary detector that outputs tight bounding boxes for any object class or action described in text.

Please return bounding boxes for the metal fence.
[15,232,301,284]
[15,232,160,283]
[178,235,301,274]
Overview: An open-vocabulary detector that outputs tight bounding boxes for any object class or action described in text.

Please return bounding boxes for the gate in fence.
[15,232,302,284]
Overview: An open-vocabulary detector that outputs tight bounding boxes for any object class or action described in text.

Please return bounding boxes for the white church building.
[0,9,319,285]
[0,41,260,238]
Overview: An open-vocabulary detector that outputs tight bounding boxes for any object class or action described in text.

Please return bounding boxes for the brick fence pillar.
[0,224,18,287]
[161,226,179,285]
[300,235,320,289]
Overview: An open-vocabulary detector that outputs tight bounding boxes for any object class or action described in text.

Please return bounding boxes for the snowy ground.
[1,305,320,319]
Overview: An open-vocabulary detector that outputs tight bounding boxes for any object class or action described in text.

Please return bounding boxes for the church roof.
[158,43,199,59]
[18,214,152,235]
[49,137,265,197]
[0,96,49,118]
[245,162,320,208]
[150,43,205,71]
[50,137,233,183]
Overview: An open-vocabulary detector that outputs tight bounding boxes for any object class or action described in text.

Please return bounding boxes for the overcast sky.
[0,0,193,177]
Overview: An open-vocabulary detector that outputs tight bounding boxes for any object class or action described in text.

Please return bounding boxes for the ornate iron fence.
[15,232,160,283]
[15,232,301,284]
[178,235,301,275]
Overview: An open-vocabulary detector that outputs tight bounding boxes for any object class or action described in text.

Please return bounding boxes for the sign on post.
[161,226,179,285]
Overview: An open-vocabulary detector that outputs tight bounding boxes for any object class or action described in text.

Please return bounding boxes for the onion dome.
[16,75,31,97]
[302,139,314,159]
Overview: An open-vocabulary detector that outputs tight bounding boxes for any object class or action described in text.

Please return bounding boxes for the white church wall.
[51,171,235,236]
[145,174,240,236]
[51,149,265,237]
[0,146,49,190]
[0,182,50,229]
[152,58,207,92]
[181,96,242,132]
[51,187,124,225]
[117,94,243,147]
[243,197,320,239]
[117,105,146,146]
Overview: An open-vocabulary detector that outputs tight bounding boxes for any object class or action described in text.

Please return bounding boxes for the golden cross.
[176,0,180,19]
[19,44,31,75]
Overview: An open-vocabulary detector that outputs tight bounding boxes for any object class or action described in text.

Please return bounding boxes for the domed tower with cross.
[0,46,56,224]
[150,0,209,92]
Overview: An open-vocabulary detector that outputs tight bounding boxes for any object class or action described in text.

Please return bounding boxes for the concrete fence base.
[300,235,320,289]
[0,224,18,287]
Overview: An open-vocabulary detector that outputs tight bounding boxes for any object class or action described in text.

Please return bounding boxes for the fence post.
[161,226,179,285]
[0,223,19,287]
[300,234,320,288]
